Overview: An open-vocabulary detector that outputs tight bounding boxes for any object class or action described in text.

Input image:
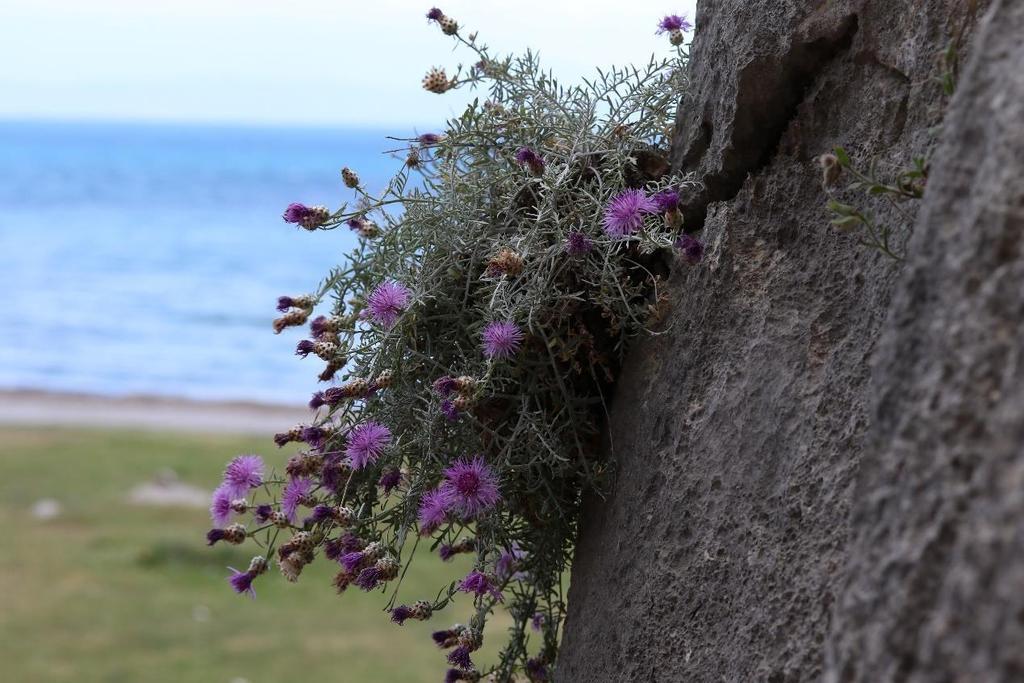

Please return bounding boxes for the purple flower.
[447,646,474,669]
[340,550,369,573]
[276,295,300,312]
[346,421,392,469]
[282,202,311,224]
[441,399,460,422]
[222,455,264,497]
[565,231,594,256]
[675,234,705,264]
[378,468,402,494]
[418,488,453,535]
[325,533,364,562]
[515,147,545,175]
[254,504,274,523]
[304,504,335,525]
[367,281,411,327]
[295,339,316,358]
[320,451,349,494]
[531,612,546,632]
[651,188,681,212]
[354,565,382,591]
[301,425,328,449]
[282,477,313,522]
[426,7,444,21]
[210,485,234,526]
[657,14,692,33]
[440,456,501,518]
[526,657,549,681]
[432,375,458,396]
[418,133,442,145]
[309,391,327,409]
[482,320,523,359]
[391,605,414,624]
[432,628,460,648]
[603,189,657,237]
[206,528,227,546]
[446,668,472,683]
[458,570,503,601]
[228,568,257,597]
[495,542,527,581]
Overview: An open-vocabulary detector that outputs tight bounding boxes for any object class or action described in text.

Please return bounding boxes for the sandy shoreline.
[0,389,309,435]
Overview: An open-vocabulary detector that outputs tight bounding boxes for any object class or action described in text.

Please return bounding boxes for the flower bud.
[423,67,453,94]
[273,308,310,334]
[341,167,360,189]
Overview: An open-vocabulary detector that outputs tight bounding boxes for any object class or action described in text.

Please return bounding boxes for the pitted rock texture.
[558,0,1022,681]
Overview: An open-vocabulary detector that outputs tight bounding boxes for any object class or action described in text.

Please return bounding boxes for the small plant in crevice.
[204,8,700,682]
[820,146,928,261]
[937,0,981,97]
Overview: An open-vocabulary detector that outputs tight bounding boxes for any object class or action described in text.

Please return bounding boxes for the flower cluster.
[208,9,702,681]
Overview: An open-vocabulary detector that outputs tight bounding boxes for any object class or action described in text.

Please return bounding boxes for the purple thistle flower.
[482,320,523,359]
[310,315,330,337]
[346,421,392,469]
[426,7,444,21]
[447,646,474,670]
[301,425,328,449]
[440,456,501,519]
[432,628,460,648]
[675,234,705,264]
[273,430,298,447]
[495,541,527,581]
[441,399,460,422]
[391,605,414,625]
[418,488,453,535]
[282,477,313,522]
[354,565,382,591]
[206,528,227,546]
[222,455,264,497]
[367,281,411,327]
[531,612,546,632]
[210,485,234,526]
[526,657,549,681]
[309,391,327,409]
[254,504,274,523]
[378,468,402,494]
[432,375,458,396]
[282,202,311,224]
[295,339,316,358]
[325,533,364,562]
[514,147,545,175]
[438,544,457,562]
[458,570,503,601]
[445,669,467,683]
[603,189,657,237]
[276,295,297,312]
[651,188,681,212]
[657,14,692,33]
[228,568,257,598]
[565,231,594,256]
[320,451,348,494]
[340,550,369,573]
[305,504,335,525]
[418,133,442,145]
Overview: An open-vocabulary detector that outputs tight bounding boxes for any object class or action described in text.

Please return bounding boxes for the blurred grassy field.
[0,427,505,683]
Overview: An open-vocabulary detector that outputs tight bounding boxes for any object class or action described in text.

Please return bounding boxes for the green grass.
[0,427,507,683]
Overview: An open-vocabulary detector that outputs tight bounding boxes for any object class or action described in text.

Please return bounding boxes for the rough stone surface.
[558,0,1023,681]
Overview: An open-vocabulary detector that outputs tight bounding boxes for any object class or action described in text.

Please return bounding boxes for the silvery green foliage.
[228,17,694,681]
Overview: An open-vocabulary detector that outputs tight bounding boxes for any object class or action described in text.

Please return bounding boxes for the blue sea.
[0,120,404,405]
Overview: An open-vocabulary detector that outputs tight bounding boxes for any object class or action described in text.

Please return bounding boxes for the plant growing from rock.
[821,146,928,261]
[206,8,699,681]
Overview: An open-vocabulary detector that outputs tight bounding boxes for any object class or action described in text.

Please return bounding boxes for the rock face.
[558,0,1024,681]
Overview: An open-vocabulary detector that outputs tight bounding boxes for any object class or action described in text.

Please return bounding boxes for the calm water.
[0,120,403,404]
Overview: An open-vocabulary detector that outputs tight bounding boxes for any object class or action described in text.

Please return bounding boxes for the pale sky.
[1,0,697,127]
